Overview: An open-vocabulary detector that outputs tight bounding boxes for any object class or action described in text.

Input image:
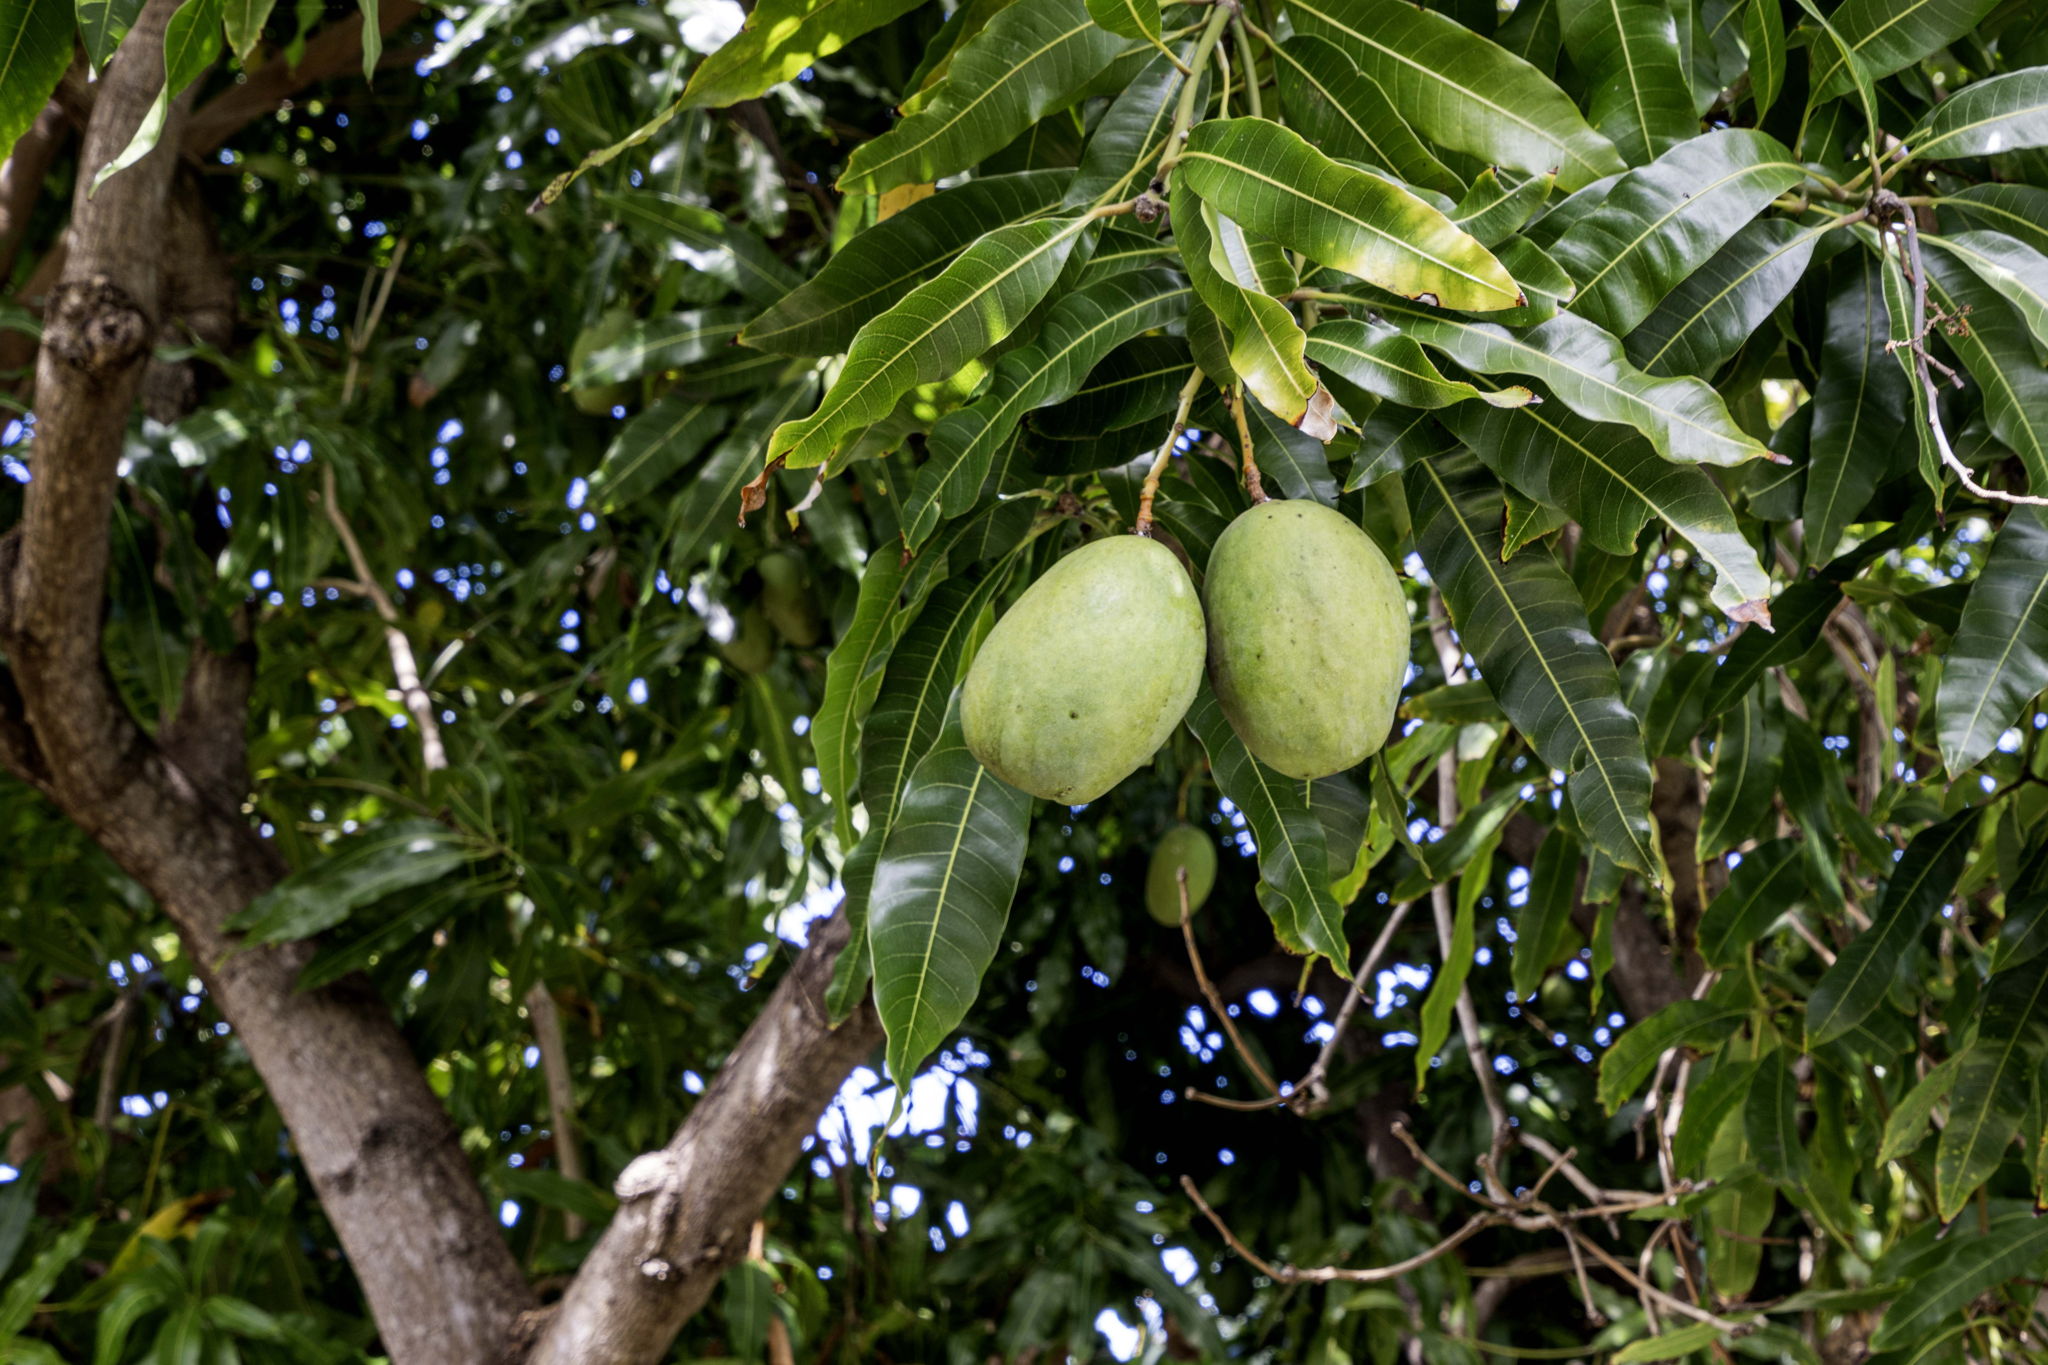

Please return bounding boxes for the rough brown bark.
[0,4,534,1359]
[527,910,883,1365]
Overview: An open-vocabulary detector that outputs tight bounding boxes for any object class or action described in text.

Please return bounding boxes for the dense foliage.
[4,0,2048,1360]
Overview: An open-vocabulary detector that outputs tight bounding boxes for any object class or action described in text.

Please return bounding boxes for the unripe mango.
[962,536,1205,803]
[1204,501,1408,779]
[1146,823,1217,925]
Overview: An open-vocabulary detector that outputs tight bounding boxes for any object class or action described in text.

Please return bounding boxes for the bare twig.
[525,982,588,1239]
[1181,1173,1498,1284]
[342,237,408,406]
[1285,900,1412,1114]
[1180,868,1280,1096]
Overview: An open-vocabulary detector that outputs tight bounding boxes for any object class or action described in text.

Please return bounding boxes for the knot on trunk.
[45,276,152,378]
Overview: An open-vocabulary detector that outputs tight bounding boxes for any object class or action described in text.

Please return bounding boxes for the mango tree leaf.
[837,0,1130,194]
[1788,0,1879,160]
[94,0,225,192]
[769,214,1093,468]
[1698,684,1784,858]
[1238,396,1339,505]
[1625,217,1825,377]
[1744,1048,1810,1187]
[601,191,802,306]
[1938,509,2048,776]
[1697,839,1803,968]
[1415,880,1478,1090]
[743,171,1071,355]
[1452,167,1555,248]
[1743,0,1784,118]
[1905,67,2048,165]
[1289,0,1626,189]
[1179,118,1524,313]
[681,0,927,108]
[815,550,913,845]
[667,382,815,571]
[1877,1053,1964,1163]
[1809,0,2000,102]
[1407,454,1659,875]
[1673,1055,1762,1173]
[0,0,72,165]
[0,1222,93,1339]
[589,398,725,514]
[1869,1211,2048,1350]
[77,0,148,70]
[1803,255,1911,565]
[227,820,477,945]
[1185,688,1349,972]
[1807,808,1982,1046]
[1936,960,2048,1220]
[1613,1322,1726,1363]
[1172,179,1330,433]
[1923,231,2048,360]
[869,708,1033,1114]
[1511,830,1582,1003]
[1085,0,1157,42]
[1374,303,1773,467]
[93,1281,168,1365]
[1598,997,1748,1113]
[1548,128,1805,335]
[1064,51,1196,208]
[1936,184,2048,256]
[1558,0,1695,165]
[1269,35,1462,196]
[1306,319,1535,410]
[568,308,751,388]
[907,270,1193,543]
[1440,397,1774,621]
[1925,250,2048,493]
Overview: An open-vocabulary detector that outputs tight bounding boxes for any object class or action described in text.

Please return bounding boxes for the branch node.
[44,276,151,378]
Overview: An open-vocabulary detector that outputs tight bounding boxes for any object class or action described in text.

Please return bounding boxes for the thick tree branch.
[527,909,882,1365]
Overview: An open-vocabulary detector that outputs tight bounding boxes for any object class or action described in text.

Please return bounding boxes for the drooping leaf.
[681,0,928,109]
[667,382,816,571]
[77,0,147,70]
[1063,51,1195,208]
[1185,688,1349,971]
[94,0,226,192]
[1407,454,1658,875]
[815,549,914,845]
[1869,1210,2048,1350]
[1441,397,1774,620]
[1548,128,1805,335]
[768,215,1093,468]
[1936,960,2048,1220]
[569,309,751,388]
[1415,881,1478,1090]
[221,0,278,63]
[1305,319,1536,411]
[1698,684,1784,858]
[869,705,1034,1085]
[1511,830,1582,1003]
[1178,118,1523,313]
[1597,997,1749,1113]
[1806,807,1982,1046]
[1624,217,1824,377]
[1904,67,2048,165]
[1923,230,2048,361]
[1269,35,1462,196]
[1374,303,1773,467]
[837,0,1131,194]
[1289,0,1627,189]
[1877,1053,1964,1163]
[0,0,71,165]
[906,270,1193,543]
[1937,184,2048,256]
[1744,1048,1810,1187]
[1802,254,1910,565]
[1743,0,1785,118]
[1938,509,2048,776]
[1924,249,2048,493]
[1808,0,2000,102]
[228,820,478,945]
[602,191,803,306]
[742,170,1071,355]
[1673,1055,1764,1173]
[588,398,725,514]
[1696,839,1804,968]
[1558,0,1696,165]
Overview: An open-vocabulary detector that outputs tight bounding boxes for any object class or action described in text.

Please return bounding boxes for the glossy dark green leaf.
[1869,1210,2048,1350]
[1925,249,2048,493]
[815,550,913,846]
[869,706,1034,1085]
[1451,168,1555,248]
[568,308,751,388]
[77,0,147,69]
[1511,829,1582,1002]
[1415,880,1478,1091]
[1269,36,1462,196]
[95,0,226,190]
[1936,960,2048,1220]
[1697,839,1804,967]
[1598,997,1749,1113]
[838,0,1131,193]
[1937,184,2048,256]
[1407,455,1658,875]
[1903,66,2048,164]
[1179,118,1523,313]
[222,0,278,63]
[769,215,1093,468]
[1085,0,1158,41]
[1063,52,1197,208]
[1876,1053,1963,1163]
[1238,396,1339,505]
[228,820,478,945]
[1807,808,1982,1046]
[1744,1048,1809,1187]
[1744,0,1785,117]
[1559,0,1696,165]
[0,0,72,165]
[1924,230,2048,360]
[590,397,725,514]
[1674,1055,1764,1172]
[682,0,926,107]
[1809,0,2000,102]
[1937,510,2048,775]
[1803,255,1910,565]
[1289,0,1626,189]
[1306,320,1535,411]
[666,383,815,571]
[1185,688,1349,971]
[1624,217,1823,377]
[1699,685,1784,858]
[1549,128,1805,335]
[1033,334,1189,437]
[742,170,1071,356]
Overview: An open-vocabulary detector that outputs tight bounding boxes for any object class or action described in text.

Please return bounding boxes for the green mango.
[568,309,634,416]
[1204,500,1409,780]
[757,550,822,647]
[1145,823,1218,925]
[716,605,775,674]
[962,536,1205,803]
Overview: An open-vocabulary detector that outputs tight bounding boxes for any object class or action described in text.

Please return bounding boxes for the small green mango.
[1145,823,1218,925]
[568,309,634,416]
[758,550,823,647]
[716,605,775,674]
[962,536,1205,803]
[1204,500,1408,779]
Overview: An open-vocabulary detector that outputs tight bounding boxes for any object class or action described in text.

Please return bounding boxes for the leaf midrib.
[896,759,988,1059]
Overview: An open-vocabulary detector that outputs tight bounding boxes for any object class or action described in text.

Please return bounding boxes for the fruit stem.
[1135,366,1207,537]
[1227,384,1270,504]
